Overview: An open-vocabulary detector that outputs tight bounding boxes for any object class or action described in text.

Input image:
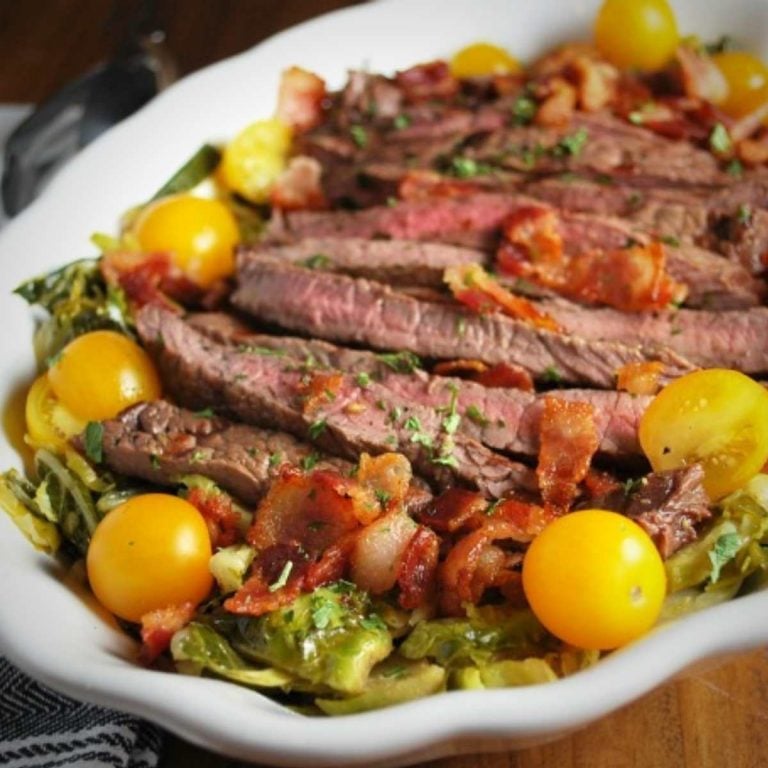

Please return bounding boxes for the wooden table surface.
[1,1,766,766]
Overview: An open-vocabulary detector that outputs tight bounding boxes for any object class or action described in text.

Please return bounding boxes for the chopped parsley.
[359,614,387,632]
[660,235,680,247]
[301,452,321,471]
[484,498,502,516]
[376,350,422,373]
[268,561,294,592]
[193,407,216,418]
[268,452,283,468]
[465,404,489,426]
[190,450,206,463]
[440,384,461,436]
[553,128,589,158]
[375,489,391,506]
[449,156,492,178]
[737,204,753,225]
[708,529,742,583]
[432,453,459,468]
[542,365,563,384]
[455,316,467,337]
[355,371,371,388]
[404,416,422,432]
[83,421,103,464]
[709,123,732,154]
[149,453,161,470]
[393,114,411,130]
[726,158,744,177]
[389,406,403,424]
[511,93,537,125]
[309,418,327,440]
[350,124,369,148]
[302,253,332,270]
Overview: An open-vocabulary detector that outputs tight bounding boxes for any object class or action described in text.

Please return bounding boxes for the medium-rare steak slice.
[592,464,711,557]
[231,256,695,388]
[266,196,761,308]
[540,299,768,373]
[91,400,350,504]
[136,306,537,498]
[190,312,649,459]
[238,237,488,287]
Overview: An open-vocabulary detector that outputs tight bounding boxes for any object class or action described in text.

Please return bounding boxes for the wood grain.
[1,2,765,766]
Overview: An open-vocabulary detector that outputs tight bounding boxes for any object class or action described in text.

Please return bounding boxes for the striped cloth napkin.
[0,105,165,768]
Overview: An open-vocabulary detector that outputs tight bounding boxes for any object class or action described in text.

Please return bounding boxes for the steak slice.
[540,299,768,373]
[239,237,488,287]
[190,312,648,459]
[231,255,695,388]
[136,306,536,498]
[91,400,350,505]
[593,464,712,557]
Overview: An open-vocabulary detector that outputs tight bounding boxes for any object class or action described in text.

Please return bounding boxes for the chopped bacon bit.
[537,397,600,513]
[139,602,196,664]
[396,60,459,103]
[101,250,202,310]
[582,468,622,500]
[498,208,687,311]
[270,156,328,211]
[534,77,577,127]
[737,134,768,166]
[676,46,728,104]
[186,486,241,549]
[616,360,665,396]
[398,170,486,201]
[417,487,489,533]
[304,538,354,590]
[356,452,412,509]
[439,518,530,615]
[246,467,367,557]
[474,363,535,392]
[571,55,618,112]
[491,497,556,540]
[350,508,418,594]
[224,569,304,617]
[276,66,326,133]
[299,371,344,415]
[432,359,534,392]
[397,526,439,610]
[444,263,561,332]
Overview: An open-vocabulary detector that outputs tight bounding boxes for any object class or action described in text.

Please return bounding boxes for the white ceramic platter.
[0,1,767,765]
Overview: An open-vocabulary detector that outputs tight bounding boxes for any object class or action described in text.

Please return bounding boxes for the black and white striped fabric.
[0,657,163,768]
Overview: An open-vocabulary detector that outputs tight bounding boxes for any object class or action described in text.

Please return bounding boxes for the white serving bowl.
[0,1,766,764]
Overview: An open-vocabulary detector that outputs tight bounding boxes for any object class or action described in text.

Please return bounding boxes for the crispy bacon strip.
[276,66,326,133]
[396,60,458,103]
[616,360,664,396]
[186,486,241,549]
[676,45,728,104]
[397,526,439,610]
[431,359,534,392]
[398,170,487,201]
[417,487,489,533]
[444,263,561,332]
[498,209,688,311]
[270,156,328,211]
[299,371,344,416]
[139,602,196,663]
[536,397,599,513]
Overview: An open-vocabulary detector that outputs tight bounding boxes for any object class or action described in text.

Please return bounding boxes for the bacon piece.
[398,170,486,201]
[737,133,768,166]
[676,46,728,104]
[304,539,352,590]
[582,468,622,500]
[431,359,534,392]
[270,156,328,211]
[571,55,617,112]
[616,360,664,396]
[139,602,196,663]
[356,452,412,508]
[396,60,458,103]
[491,497,555,540]
[101,250,201,310]
[246,467,368,557]
[732,105,768,145]
[444,263,561,332]
[417,487,489,533]
[276,66,326,133]
[498,209,687,311]
[350,508,418,594]
[224,569,304,617]
[534,77,577,127]
[439,518,529,615]
[536,397,599,513]
[397,526,439,610]
[299,372,344,416]
[186,486,241,549]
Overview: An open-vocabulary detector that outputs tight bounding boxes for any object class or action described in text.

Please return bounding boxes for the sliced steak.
[593,464,712,557]
[189,312,648,459]
[239,237,488,287]
[231,255,695,388]
[540,298,768,373]
[90,400,349,505]
[136,305,536,498]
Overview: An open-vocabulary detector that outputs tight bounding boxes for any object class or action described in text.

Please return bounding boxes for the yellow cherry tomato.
[523,510,666,650]
[134,194,240,287]
[450,42,522,78]
[86,494,214,623]
[25,374,86,451]
[221,118,292,205]
[48,330,161,422]
[712,51,768,117]
[594,0,679,72]
[639,369,768,500]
